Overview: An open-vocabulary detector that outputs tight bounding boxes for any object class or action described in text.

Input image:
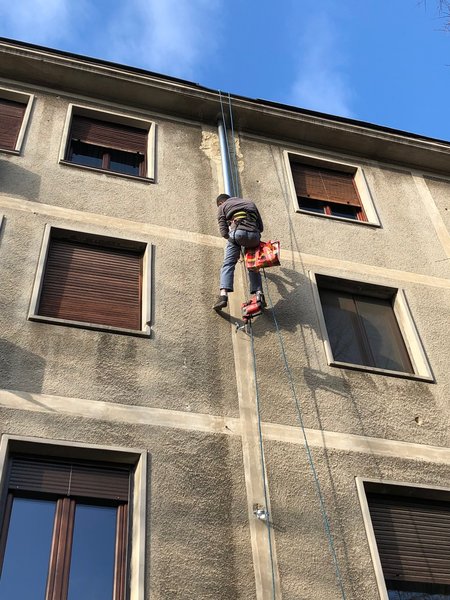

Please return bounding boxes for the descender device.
[236,294,265,331]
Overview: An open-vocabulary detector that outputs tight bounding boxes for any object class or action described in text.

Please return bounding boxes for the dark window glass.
[319,288,413,373]
[298,196,362,220]
[0,456,130,600]
[328,202,359,220]
[298,197,326,214]
[109,148,143,176]
[387,580,450,599]
[0,498,56,599]
[69,141,144,176]
[67,504,117,600]
[70,141,103,169]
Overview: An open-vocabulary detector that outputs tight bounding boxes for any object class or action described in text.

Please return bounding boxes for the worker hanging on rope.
[213,193,266,312]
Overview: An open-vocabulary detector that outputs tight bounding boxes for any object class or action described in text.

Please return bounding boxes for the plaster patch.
[200,128,224,190]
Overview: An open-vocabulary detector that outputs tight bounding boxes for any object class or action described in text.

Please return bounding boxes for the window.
[0,88,34,153]
[291,161,366,220]
[0,455,130,599]
[0,436,147,600]
[60,105,156,181]
[29,227,152,335]
[311,274,433,380]
[360,480,450,600]
[285,151,380,226]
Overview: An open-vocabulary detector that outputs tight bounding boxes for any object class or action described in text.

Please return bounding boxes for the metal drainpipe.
[217,119,235,197]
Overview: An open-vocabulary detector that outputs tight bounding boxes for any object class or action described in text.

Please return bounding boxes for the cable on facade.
[219,90,277,599]
[261,269,348,600]
[218,90,237,196]
[249,319,278,600]
[227,92,241,198]
[220,90,348,600]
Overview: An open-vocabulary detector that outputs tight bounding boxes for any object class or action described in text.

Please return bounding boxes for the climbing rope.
[219,90,347,599]
[227,92,240,198]
[219,90,277,599]
[249,319,278,600]
[262,270,348,600]
[218,90,237,197]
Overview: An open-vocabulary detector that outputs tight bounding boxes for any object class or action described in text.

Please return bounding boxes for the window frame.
[356,477,450,600]
[309,271,434,381]
[284,150,381,227]
[28,224,153,337]
[0,86,34,154]
[0,435,147,600]
[59,104,156,182]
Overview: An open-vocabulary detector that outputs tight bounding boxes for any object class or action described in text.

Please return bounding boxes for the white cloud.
[0,0,221,80]
[289,13,354,118]
[105,0,221,78]
[0,0,87,46]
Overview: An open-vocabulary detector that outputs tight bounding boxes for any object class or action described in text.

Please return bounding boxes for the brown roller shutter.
[368,493,450,585]
[290,162,362,207]
[70,115,147,154]
[0,98,26,150]
[9,456,130,501]
[38,238,142,330]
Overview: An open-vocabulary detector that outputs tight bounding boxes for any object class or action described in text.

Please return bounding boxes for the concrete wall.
[0,74,450,600]
[239,135,450,443]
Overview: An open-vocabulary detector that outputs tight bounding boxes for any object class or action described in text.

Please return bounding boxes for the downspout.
[217,119,235,196]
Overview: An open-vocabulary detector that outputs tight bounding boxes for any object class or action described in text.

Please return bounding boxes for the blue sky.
[1,0,450,140]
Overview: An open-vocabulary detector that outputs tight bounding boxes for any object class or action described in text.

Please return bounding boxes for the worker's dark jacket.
[217,197,264,239]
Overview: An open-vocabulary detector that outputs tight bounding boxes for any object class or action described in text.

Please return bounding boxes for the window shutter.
[9,456,130,501]
[0,98,26,150]
[291,163,362,207]
[368,493,450,585]
[38,239,142,330]
[70,116,147,154]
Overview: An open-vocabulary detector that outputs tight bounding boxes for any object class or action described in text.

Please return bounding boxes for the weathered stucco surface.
[424,175,450,231]
[265,441,450,600]
[0,52,450,600]
[0,409,255,599]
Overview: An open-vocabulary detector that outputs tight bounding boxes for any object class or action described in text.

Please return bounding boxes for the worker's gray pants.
[219,230,262,294]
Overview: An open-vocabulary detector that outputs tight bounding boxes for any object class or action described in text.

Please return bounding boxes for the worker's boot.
[213,295,228,311]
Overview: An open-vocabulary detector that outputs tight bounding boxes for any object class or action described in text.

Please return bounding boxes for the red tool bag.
[245,240,281,271]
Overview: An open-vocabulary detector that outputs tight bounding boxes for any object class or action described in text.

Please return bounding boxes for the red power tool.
[241,294,265,324]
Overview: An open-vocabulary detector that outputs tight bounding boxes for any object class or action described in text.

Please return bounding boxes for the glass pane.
[67,504,117,600]
[355,296,413,373]
[387,579,450,599]
[298,197,326,214]
[70,141,103,169]
[328,202,359,220]
[0,497,55,599]
[388,592,450,600]
[319,289,370,365]
[109,148,143,176]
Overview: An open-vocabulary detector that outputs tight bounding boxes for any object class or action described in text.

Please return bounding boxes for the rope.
[221,89,346,599]
[227,92,240,198]
[220,90,276,598]
[262,270,348,600]
[218,90,237,196]
[249,319,277,600]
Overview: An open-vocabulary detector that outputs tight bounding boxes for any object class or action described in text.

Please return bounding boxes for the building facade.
[0,38,449,599]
